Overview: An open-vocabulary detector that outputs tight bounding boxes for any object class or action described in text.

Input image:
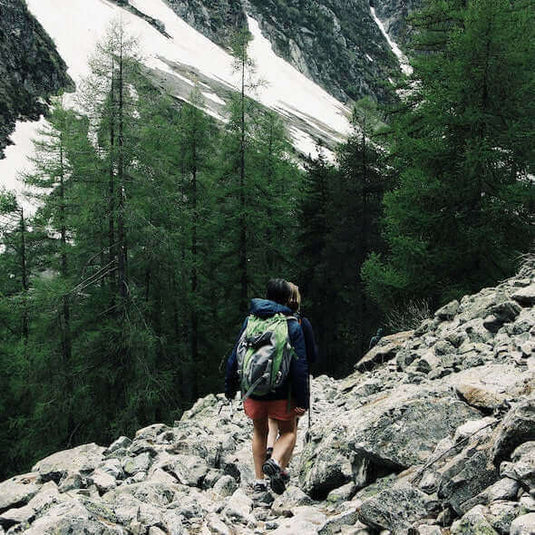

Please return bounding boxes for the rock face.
[0,262,534,533]
[373,0,424,43]
[163,0,404,103]
[0,0,72,157]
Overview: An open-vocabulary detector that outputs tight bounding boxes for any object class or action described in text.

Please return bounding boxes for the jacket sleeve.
[225,317,248,397]
[301,317,319,365]
[288,319,309,409]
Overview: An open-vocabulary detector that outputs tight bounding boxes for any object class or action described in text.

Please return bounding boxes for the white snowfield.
[0,0,407,209]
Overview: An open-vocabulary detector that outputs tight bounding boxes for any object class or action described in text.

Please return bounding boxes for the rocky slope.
[159,0,412,103]
[0,0,72,158]
[372,0,423,43]
[1,261,534,534]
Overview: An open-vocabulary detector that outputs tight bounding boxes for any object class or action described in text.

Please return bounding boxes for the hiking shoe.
[262,458,286,495]
[265,447,273,461]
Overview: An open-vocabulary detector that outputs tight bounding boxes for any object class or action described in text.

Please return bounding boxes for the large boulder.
[0,473,40,513]
[300,382,480,497]
[33,443,105,484]
[510,513,535,535]
[492,397,535,465]
[438,447,499,515]
[355,331,413,372]
[358,481,437,532]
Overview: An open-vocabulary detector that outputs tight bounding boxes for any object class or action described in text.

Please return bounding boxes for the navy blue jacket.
[298,314,318,365]
[225,298,309,409]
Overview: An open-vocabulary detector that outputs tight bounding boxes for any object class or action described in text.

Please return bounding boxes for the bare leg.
[271,417,297,470]
[252,417,269,479]
[267,418,278,449]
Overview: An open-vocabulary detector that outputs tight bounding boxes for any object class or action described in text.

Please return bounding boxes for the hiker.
[266,283,318,467]
[225,278,309,495]
[369,327,384,350]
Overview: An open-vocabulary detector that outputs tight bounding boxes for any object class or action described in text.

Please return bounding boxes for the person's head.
[287,283,301,313]
[266,278,292,306]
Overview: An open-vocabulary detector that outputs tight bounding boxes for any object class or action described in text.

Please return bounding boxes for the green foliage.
[298,106,390,376]
[362,0,535,313]
[0,23,303,480]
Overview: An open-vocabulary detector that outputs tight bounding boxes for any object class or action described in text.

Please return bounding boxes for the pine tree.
[362,0,535,312]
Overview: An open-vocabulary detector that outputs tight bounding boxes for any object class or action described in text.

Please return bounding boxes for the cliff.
[0,0,72,157]
[161,0,414,103]
[1,259,534,534]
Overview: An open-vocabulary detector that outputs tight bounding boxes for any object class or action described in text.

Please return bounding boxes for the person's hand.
[294,407,306,416]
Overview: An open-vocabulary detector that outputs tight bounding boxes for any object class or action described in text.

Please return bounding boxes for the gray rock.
[89,469,117,494]
[509,442,535,489]
[472,478,520,505]
[271,506,327,534]
[416,526,442,535]
[435,300,459,321]
[512,285,535,307]
[396,347,420,371]
[205,513,232,535]
[456,384,507,412]
[123,452,153,476]
[492,398,535,465]
[299,431,353,497]
[356,331,414,372]
[0,473,40,513]
[510,513,535,535]
[358,481,435,532]
[223,489,253,524]
[463,318,494,344]
[212,475,237,497]
[165,454,209,487]
[438,446,499,515]
[318,507,359,535]
[451,505,499,535]
[100,459,123,480]
[105,436,132,455]
[33,443,105,484]
[520,495,535,512]
[434,340,456,355]
[486,501,521,534]
[453,419,497,446]
[21,499,125,535]
[272,486,313,516]
[489,301,522,324]
[326,482,356,503]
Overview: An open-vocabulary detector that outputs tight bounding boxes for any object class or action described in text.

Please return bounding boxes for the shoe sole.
[262,461,286,495]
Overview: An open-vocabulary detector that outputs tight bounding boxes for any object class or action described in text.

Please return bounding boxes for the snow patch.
[370,7,412,76]
[3,0,352,209]
[0,119,45,214]
[202,91,226,106]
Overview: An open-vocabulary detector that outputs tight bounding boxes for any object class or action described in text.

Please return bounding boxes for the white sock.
[255,479,267,486]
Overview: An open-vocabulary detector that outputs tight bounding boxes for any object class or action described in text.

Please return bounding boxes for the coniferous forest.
[1,0,534,480]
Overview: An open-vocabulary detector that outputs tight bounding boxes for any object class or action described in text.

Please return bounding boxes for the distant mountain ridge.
[0,0,421,161]
[161,0,422,103]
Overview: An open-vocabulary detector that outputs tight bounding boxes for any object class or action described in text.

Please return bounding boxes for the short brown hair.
[266,278,292,305]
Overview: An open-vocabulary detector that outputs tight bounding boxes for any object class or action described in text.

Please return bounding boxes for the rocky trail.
[1,260,534,534]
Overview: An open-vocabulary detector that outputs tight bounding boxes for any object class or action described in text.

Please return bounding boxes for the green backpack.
[236,313,296,400]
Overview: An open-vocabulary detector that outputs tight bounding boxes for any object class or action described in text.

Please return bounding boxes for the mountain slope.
[1,0,365,207]
[0,261,534,534]
[0,0,72,155]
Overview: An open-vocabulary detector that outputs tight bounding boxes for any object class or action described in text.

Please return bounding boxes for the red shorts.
[243,398,295,421]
